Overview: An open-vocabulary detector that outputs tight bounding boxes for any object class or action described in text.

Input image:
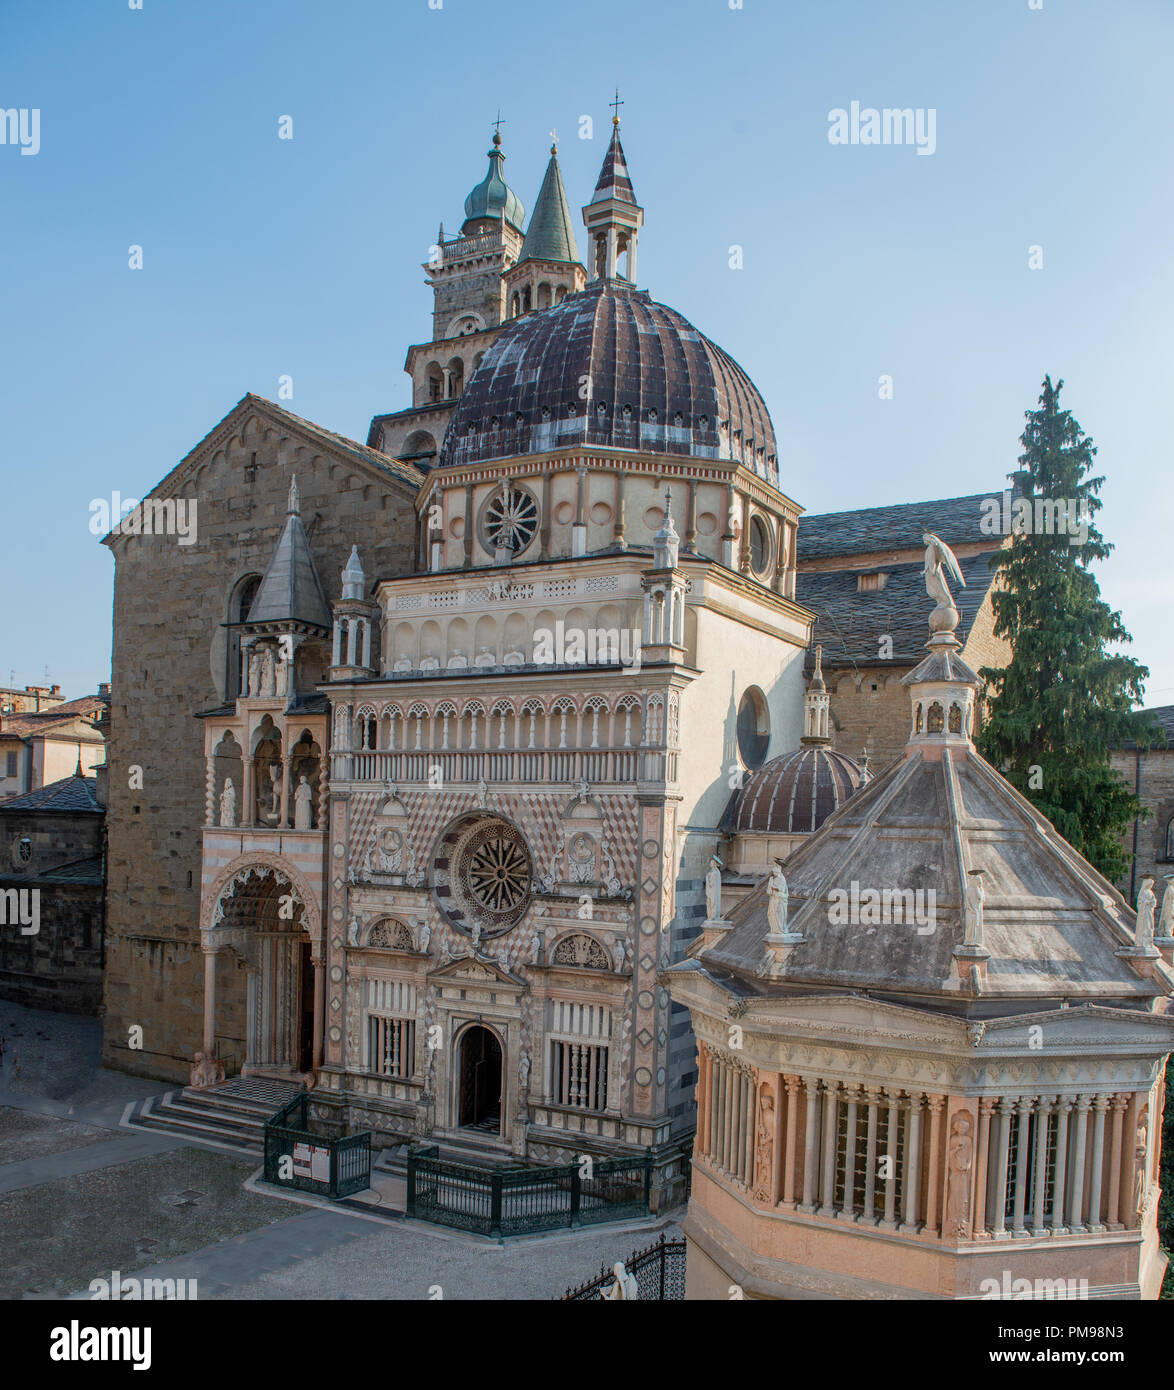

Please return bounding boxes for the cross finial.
[549,127,558,152]
[492,109,506,141]
[610,88,624,125]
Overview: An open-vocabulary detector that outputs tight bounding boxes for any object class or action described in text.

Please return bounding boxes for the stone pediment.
[100,394,421,551]
[428,953,524,989]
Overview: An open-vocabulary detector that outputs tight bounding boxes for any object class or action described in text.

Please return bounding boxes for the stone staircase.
[122,1076,304,1158]
[374,1131,522,1177]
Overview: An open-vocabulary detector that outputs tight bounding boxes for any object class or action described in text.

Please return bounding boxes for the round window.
[479,481,538,557]
[748,515,771,576]
[433,815,532,936]
[16,837,32,864]
[736,687,770,768]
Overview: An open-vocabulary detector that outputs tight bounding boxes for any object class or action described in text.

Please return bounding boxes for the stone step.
[124,1092,264,1158]
[375,1136,522,1175]
[154,1093,269,1136]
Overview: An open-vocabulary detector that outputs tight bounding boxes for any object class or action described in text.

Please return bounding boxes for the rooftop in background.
[0,683,64,713]
[0,692,108,738]
[798,492,1004,563]
[0,772,103,813]
[1117,705,1174,750]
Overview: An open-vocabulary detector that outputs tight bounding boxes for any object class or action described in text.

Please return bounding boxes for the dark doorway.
[297,940,314,1074]
[458,1026,502,1133]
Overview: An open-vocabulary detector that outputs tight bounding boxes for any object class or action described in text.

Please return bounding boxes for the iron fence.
[405,1146,651,1237]
[561,1232,687,1300]
[263,1090,372,1199]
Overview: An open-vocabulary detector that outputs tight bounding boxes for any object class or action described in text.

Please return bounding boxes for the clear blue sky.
[2,0,1171,705]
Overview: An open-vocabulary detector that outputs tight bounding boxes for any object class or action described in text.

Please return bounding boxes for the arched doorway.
[457,1025,502,1133]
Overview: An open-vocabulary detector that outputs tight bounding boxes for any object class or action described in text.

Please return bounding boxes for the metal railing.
[263,1091,372,1199]
[561,1232,687,1300]
[405,1146,652,1237]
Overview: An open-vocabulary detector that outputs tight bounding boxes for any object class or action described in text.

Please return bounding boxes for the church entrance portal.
[457,1026,502,1133]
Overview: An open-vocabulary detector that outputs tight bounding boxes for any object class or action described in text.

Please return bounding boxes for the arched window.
[1166,816,1174,861]
[446,358,464,399]
[426,363,444,402]
[226,573,262,701]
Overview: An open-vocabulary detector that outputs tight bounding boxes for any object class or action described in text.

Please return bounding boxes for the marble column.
[1032,1097,1053,1236]
[1107,1094,1127,1230]
[881,1090,899,1229]
[1088,1094,1108,1233]
[973,1098,995,1237]
[782,1075,800,1207]
[201,946,218,1056]
[863,1086,881,1225]
[280,751,293,828]
[843,1084,860,1219]
[799,1077,820,1213]
[990,1097,1013,1238]
[818,1080,839,1215]
[1068,1094,1091,1232]
[1012,1096,1033,1236]
[901,1092,923,1230]
[925,1095,944,1236]
[1051,1098,1072,1235]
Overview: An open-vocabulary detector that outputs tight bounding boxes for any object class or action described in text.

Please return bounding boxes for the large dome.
[439,281,778,483]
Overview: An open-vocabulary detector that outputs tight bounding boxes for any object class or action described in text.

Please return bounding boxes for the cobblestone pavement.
[0,1002,684,1300]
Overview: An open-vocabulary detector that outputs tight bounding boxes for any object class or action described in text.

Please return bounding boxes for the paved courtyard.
[0,1002,681,1300]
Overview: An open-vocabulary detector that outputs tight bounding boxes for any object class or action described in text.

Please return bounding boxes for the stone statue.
[1158,875,1174,940]
[417,920,431,954]
[706,854,723,922]
[518,1051,530,1095]
[767,864,788,937]
[275,652,289,697]
[189,1050,224,1089]
[1133,1118,1149,1221]
[470,921,482,953]
[260,646,276,697]
[946,1114,974,1235]
[246,649,259,697]
[964,871,985,948]
[476,778,489,809]
[577,778,590,805]
[600,1261,638,1301]
[347,914,361,947]
[753,1086,774,1202]
[922,530,966,615]
[294,775,313,830]
[1136,877,1157,951]
[266,762,282,822]
[219,777,236,828]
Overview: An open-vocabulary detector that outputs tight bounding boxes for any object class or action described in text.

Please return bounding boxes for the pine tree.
[978,376,1154,883]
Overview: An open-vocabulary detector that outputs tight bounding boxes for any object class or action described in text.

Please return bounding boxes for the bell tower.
[582,103,643,284]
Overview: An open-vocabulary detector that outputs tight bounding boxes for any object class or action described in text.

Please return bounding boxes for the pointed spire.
[519,143,581,266]
[591,121,638,206]
[248,477,332,629]
[801,644,832,745]
[341,545,365,600]
[653,487,680,568]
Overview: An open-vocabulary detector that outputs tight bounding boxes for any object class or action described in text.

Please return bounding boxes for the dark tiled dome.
[734,745,864,835]
[439,281,778,483]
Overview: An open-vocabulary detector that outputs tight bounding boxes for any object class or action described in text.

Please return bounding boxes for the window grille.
[368,1015,415,1079]
[551,1040,609,1111]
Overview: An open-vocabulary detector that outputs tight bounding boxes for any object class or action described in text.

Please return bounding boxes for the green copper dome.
[463,131,526,233]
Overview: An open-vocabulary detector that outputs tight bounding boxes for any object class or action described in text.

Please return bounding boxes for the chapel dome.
[438,280,779,483]
[733,745,864,835]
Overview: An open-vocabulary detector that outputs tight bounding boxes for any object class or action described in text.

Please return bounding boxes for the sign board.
[292,1140,331,1183]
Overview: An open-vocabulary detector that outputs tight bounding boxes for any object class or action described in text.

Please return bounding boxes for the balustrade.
[333,744,668,786]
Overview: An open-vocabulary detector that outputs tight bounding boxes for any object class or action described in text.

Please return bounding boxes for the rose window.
[434,816,532,936]
[481,483,538,556]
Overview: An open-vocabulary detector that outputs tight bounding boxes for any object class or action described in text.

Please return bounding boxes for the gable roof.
[101,394,423,550]
[0,774,103,813]
[798,491,1004,563]
[797,551,996,667]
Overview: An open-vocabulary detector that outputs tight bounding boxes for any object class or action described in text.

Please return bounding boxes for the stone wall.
[101,402,418,1080]
[0,880,103,1014]
[1112,746,1174,902]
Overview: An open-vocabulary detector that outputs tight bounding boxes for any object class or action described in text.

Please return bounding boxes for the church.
[101,113,1018,1204]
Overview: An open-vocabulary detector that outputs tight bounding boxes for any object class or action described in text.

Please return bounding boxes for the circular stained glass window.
[434,815,532,937]
[480,482,538,557]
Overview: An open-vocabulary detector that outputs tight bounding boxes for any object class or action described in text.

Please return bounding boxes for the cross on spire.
[492,109,506,137]
[610,88,624,125]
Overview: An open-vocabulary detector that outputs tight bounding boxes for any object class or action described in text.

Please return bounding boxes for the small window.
[736,687,770,768]
[1166,817,1174,861]
[16,837,32,863]
[5,752,17,777]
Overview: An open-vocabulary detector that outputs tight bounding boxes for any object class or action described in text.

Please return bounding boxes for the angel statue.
[922,530,966,630]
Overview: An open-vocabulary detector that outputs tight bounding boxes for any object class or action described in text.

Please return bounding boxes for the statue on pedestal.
[1136,877,1157,951]
[767,864,788,938]
[219,777,236,828]
[294,775,313,830]
[259,647,276,698]
[705,855,723,922]
[601,1262,639,1300]
[922,530,966,631]
[946,1113,974,1236]
[964,871,986,949]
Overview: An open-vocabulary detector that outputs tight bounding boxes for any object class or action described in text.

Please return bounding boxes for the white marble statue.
[706,855,723,922]
[417,920,431,954]
[218,777,236,828]
[1136,877,1157,952]
[1158,875,1174,940]
[294,775,313,830]
[767,864,788,937]
[470,921,482,952]
[246,649,259,697]
[268,762,283,821]
[518,1052,530,1094]
[347,914,361,947]
[922,530,966,612]
[275,653,289,696]
[260,646,276,697]
[601,1261,639,1301]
